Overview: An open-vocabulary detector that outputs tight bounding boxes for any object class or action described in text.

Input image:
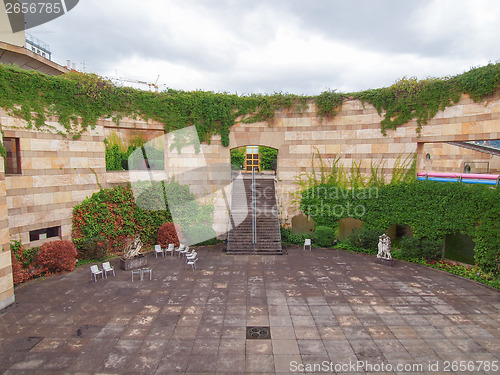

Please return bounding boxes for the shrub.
[37,240,77,273]
[230,148,245,170]
[400,236,443,261]
[474,204,500,275]
[77,236,108,260]
[281,227,311,245]
[348,227,382,253]
[184,224,218,245]
[313,226,336,248]
[260,147,278,171]
[10,249,28,285]
[157,223,180,247]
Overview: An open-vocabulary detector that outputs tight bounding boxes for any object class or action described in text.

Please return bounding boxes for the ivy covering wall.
[299,181,500,275]
[1,63,500,145]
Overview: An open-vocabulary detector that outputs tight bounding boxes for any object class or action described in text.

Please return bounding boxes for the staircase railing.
[273,176,282,252]
[252,168,257,252]
[226,171,236,250]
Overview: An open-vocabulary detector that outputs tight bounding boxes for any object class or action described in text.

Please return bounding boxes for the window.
[4,137,21,174]
[245,146,260,172]
[29,226,61,242]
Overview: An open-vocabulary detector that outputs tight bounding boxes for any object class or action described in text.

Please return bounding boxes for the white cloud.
[30,0,500,94]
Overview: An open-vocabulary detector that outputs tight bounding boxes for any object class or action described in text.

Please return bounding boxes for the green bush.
[313,226,336,248]
[230,148,245,170]
[300,181,500,272]
[106,142,164,171]
[73,184,171,253]
[184,224,218,245]
[260,147,278,171]
[281,227,311,245]
[347,227,382,253]
[400,236,443,261]
[473,203,500,275]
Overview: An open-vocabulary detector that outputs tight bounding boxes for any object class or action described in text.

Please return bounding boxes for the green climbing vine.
[0,62,499,146]
[353,63,500,134]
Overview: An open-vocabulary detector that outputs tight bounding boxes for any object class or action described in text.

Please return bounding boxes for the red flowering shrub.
[10,249,28,285]
[38,240,77,274]
[157,223,181,247]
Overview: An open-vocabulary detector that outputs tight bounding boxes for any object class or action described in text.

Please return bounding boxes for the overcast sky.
[30,0,500,95]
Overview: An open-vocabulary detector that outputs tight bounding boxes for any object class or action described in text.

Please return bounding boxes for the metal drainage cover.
[246,326,271,339]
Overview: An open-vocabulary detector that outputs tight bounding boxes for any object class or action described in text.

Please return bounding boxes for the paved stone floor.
[0,246,499,374]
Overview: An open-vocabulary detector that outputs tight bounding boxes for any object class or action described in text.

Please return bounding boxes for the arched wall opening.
[230,145,279,174]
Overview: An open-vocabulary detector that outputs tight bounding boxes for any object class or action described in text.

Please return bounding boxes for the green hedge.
[230,148,245,170]
[281,227,311,245]
[400,236,443,261]
[313,226,336,248]
[260,147,278,171]
[300,181,500,274]
[347,226,382,253]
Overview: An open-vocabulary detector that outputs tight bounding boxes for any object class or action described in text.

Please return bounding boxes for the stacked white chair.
[175,244,185,257]
[165,243,175,256]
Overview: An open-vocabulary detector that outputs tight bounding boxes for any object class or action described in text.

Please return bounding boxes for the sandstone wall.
[0,132,14,310]
[0,91,499,247]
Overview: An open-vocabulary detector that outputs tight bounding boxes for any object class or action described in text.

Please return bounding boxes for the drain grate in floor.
[246,326,271,339]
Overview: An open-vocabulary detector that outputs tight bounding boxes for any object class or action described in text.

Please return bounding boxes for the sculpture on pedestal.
[377,234,392,260]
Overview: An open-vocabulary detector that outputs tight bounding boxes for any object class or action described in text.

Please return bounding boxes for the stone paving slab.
[0,245,499,374]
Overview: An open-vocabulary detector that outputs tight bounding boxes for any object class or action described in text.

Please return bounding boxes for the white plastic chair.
[187,257,198,270]
[154,244,164,258]
[165,244,175,256]
[186,251,197,262]
[179,245,190,257]
[131,269,142,282]
[175,244,185,257]
[102,262,115,278]
[304,239,312,251]
[90,265,103,282]
[142,267,152,280]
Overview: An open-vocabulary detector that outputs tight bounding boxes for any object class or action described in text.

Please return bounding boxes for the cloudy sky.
[30,0,500,95]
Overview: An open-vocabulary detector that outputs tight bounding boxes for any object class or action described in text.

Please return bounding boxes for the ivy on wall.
[353,63,500,134]
[1,63,499,146]
[299,182,500,275]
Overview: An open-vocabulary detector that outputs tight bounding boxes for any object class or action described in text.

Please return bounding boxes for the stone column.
[0,135,14,310]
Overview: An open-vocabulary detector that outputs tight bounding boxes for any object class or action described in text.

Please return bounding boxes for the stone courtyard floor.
[0,245,499,374]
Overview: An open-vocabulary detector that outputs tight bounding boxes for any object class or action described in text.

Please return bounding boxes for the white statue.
[377,234,392,260]
[123,236,143,259]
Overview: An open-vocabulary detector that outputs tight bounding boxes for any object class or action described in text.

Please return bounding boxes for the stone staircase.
[226,174,282,255]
